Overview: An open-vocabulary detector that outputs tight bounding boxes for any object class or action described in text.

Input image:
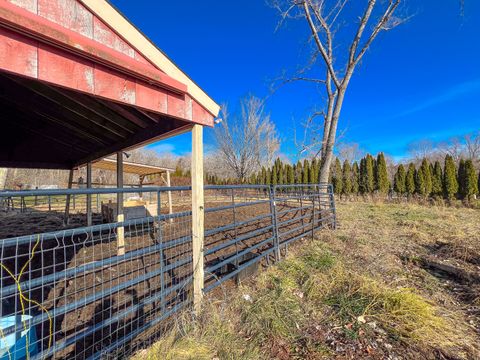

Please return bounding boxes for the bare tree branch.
[272,0,405,183]
[214,95,280,182]
[302,1,341,88]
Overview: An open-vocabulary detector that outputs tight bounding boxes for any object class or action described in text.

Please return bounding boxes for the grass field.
[134,201,480,359]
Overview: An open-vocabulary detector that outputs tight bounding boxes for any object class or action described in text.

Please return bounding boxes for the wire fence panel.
[273,184,336,250]
[203,186,275,293]
[0,184,335,359]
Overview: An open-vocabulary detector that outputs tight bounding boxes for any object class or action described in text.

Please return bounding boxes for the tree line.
[208,153,480,201]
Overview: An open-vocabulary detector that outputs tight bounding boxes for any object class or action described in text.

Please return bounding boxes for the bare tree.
[438,136,464,162]
[214,95,280,182]
[336,142,365,163]
[272,0,404,183]
[464,132,480,163]
[407,139,434,162]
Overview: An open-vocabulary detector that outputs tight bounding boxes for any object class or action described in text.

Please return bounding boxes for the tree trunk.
[319,87,348,184]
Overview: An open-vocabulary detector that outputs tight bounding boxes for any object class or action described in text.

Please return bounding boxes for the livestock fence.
[0,184,335,360]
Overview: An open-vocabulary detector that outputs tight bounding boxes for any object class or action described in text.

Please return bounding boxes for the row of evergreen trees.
[391,156,479,200]
[206,154,480,201]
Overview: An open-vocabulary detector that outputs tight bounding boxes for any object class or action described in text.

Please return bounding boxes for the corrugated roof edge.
[80,0,220,117]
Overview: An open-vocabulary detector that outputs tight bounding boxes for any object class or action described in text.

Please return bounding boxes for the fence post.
[64,169,74,225]
[117,152,125,256]
[329,184,337,229]
[299,185,305,229]
[231,188,239,267]
[269,185,280,261]
[312,190,316,239]
[166,170,173,223]
[86,162,92,226]
[157,190,165,312]
[191,124,205,314]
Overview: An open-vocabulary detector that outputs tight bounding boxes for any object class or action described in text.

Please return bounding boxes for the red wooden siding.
[0,0,214,126]
[0,27,37,78]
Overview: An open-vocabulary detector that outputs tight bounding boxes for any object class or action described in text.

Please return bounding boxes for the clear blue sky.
[110,0,480,161]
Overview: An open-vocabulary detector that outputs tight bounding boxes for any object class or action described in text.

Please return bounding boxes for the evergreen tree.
[310,158,318,184]
[431,161,443,197]
[419,158,433,196]
[174,165,183,177]
[443,155,458,200]
[271,164,278,185]
[328,163,333,185]
[393,164,406,195]
[415,167,427,196]
[266,169,271,185]
[295,161,302,183]
[406,163,416,196]
[478,169,480,196]
[463,159,478,200]
[359,157,367,194]
[352,161,360,194]
[302,159,310,184]
[457,159,466,197]
[287,165,295,184]
[278,164,284,185]
[364,154,375,193]
[332,158,343,195]
[375,153,390,193]
[342,160,352,195]
[275,158,284,185]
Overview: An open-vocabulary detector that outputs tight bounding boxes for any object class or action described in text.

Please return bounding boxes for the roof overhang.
[90,158,174,177]
[0,1,215,126]
[0,0,219,170]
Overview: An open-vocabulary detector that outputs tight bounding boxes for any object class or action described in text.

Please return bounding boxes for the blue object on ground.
[0,315,38,360]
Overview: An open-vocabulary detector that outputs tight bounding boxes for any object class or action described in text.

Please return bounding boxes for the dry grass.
[134,201,480,359]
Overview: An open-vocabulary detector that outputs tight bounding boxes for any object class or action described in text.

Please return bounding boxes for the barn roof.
[92,158,174,177]
[0,0,219,170]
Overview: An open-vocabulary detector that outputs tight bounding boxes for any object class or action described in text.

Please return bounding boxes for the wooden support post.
[191,124,205,314]
[64,169,74,225]
[117,152,125,256]
[166,170,173,223]
[86,162,92,227]
[139,175,144,200]
[0,168,7,190]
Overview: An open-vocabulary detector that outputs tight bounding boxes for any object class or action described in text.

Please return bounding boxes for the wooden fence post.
[191,124,204,314]
[166,170,173,222]
[64,169,74,225]
[117,152,125,256]
[86,162,92,226]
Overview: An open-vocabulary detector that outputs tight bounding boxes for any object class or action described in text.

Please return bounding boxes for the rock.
[357,315,366,324]
[242,294,253,302]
